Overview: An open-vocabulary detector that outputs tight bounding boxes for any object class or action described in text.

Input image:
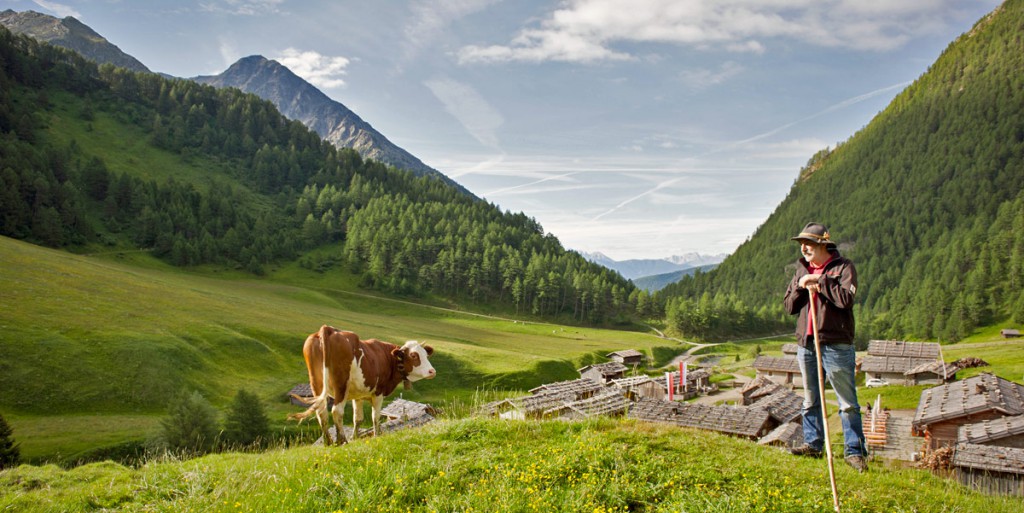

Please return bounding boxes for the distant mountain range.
[582,251,726,281]
[632,264,719,292]
[0,10,469,196]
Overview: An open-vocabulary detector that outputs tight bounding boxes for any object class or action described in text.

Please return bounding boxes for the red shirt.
[806,256,834,335]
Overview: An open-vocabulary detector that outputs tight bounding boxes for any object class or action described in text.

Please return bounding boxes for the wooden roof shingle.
[759,422,804,447]
[578,361,628,377]
[913,374,1024,428]
[547,390,629,419]
[529,378,605,399]
[673,403,772,439]
[381,398,437,420]
[626,398,682,423]
[752,355,801,373]
[958,415,1024,445]
[867,340,940,359]
[953,443,1024,474]
[755,390,804,424]
[607,349,644,359]
[861,355,938,375]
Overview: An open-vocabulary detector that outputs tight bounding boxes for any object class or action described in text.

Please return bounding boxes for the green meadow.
[0,235,681,462]
[3,417,1021,513]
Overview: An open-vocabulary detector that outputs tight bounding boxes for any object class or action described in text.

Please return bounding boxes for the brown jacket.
[783,249,858,346]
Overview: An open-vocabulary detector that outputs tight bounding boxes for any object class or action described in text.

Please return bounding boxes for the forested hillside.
[0,27,637,324]
[658,0,1024,343]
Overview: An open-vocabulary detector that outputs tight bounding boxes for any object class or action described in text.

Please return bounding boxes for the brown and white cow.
[289,325,436,445]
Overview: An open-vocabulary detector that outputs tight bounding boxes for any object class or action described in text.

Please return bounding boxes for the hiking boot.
[845,455,868,473]
[790,444,823,458]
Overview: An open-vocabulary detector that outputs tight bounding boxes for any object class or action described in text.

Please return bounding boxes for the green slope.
[0,235,679,460]
[659,0,1024,342]
[2,417,1020,513]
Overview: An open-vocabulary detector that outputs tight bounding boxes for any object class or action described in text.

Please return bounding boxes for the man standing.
[783,222,868,472]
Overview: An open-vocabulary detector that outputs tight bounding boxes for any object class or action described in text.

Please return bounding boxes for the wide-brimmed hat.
[791,222,836,247]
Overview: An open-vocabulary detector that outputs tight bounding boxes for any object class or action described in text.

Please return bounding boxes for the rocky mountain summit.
[194,56,471,195]
[0,9,149,73]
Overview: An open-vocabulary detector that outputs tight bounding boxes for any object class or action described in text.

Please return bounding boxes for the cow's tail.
[288,325,334,423]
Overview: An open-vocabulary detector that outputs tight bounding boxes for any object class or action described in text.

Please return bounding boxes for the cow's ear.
[423,345,434,356]
[391,347,405,361]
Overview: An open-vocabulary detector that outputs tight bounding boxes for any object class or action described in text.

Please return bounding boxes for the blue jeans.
[797,340,866,457]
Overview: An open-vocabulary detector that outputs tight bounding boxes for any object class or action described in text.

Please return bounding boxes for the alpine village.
[2,2,1024,512]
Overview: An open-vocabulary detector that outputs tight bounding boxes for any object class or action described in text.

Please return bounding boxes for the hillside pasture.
[0,236,679,462]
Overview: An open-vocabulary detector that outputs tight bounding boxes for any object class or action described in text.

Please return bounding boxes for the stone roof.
[958,415,1024,445]
[610,375,656,389]
[381,398,437,420]
[627,398,682,423]
[607,349,644,359]
[673,403,772,439]
[578,361,628,377]
[752,355,801,373]
[529,378,605,399]
[905,360,961,379]
[741,376,791,404]
[758,422,804,448]
[861,355,938,375]
[867,340,941,359]
[755,390,804,424]
[913,374,1024,428]
[289,383,313,397]
[953,443,1024,474]
[547,390,629,419]
[781,343,800,355]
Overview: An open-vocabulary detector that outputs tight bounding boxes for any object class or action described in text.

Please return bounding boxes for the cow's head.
[393,341,436,382]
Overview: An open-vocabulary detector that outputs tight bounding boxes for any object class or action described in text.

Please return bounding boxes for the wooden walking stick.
[809,291,841,512]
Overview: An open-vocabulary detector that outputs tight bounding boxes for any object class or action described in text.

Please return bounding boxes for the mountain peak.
[0,9,150,73]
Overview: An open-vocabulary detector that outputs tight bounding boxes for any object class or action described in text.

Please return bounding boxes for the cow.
[289,325,436,445]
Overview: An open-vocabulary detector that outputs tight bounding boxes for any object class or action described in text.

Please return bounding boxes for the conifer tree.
[160,391,219,456]
[222,389,271,449]
[0,413,21,469]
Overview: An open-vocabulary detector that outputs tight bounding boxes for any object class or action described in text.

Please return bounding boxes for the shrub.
[160,391,219,456]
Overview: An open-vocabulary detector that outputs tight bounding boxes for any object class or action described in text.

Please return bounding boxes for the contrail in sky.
[483,171,580,197]
[593,177,683,221]
[717,81,913,151]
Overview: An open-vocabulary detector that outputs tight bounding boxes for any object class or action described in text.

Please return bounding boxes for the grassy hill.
[0,235,680,462]
[2,417,1021,513]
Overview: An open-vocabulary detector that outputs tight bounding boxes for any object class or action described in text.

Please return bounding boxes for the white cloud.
[423,76,504,149]
[199,0,285,16]
[403,0,500,59]
[32,0,80,18]
[678,61,745,90]
[457,0,978,64]
[274,48,350,89]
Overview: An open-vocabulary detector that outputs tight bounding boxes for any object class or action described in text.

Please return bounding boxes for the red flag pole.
[666,372,673,401]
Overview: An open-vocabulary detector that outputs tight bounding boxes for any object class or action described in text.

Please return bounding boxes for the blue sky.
[5,0,1003,260]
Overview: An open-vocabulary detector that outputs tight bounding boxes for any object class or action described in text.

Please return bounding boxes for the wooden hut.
[781,343,800,356]
[606,349,645,367]
[288,383,313,406]
[861,340,941,385]
[530,377,605,399]
[610,375,665,401]
[958,415,1024,449]
[753,390,804,425]
[759,422,805,449]
[904,360,960,385]
[673,404,774,440]
[912,374,1024,451]
[1001,329,1021,339]
[381,398,437,422]
[545,390,630,420]
[741,376,790,406]
[578,362,628,383]
[953,443,1024,496]
[751,355,802,386]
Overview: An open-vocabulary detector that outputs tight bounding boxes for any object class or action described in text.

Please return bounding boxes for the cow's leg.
[330,399,347,445]
[315,403,332,445]
[370,395,384,436]
[351,399,364,440]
